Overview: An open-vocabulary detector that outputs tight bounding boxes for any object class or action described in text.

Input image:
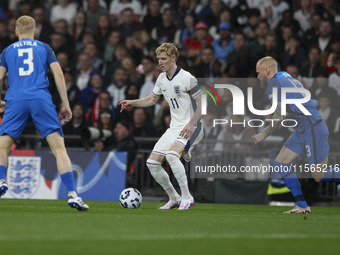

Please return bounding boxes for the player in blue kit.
[253,56,340,214]
[0,16,88,211]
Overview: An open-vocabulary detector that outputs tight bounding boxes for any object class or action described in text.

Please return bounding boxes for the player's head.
[256,56,278,79]
[155,43,178,72]
[15,15,36,36]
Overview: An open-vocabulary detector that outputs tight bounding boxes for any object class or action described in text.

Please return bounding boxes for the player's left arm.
[252,102,283,144]
[49,62,72,122]
[0,66,7,113]
[181,93,202,139]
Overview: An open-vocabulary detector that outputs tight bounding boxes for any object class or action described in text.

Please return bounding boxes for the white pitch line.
[0,233,340,242]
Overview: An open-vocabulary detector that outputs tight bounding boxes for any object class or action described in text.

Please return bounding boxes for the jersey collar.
[166,66,181,81]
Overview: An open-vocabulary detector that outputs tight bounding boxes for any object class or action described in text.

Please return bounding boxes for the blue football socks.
[319,168,340,182]
[60,172,77,193]
[0,165,7,180]
[273,161,308,208]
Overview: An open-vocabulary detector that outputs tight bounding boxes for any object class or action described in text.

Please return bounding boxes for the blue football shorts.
[0,99,63,139]
[284,120,329,164]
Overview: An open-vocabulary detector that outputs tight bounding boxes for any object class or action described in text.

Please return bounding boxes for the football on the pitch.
[119,188,142,209]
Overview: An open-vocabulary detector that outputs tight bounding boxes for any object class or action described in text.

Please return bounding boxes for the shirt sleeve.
[268,78,281,103]
[185,74,201,98]
[151,75,163,97]
[0,48,8,70]
[43,43,58,65]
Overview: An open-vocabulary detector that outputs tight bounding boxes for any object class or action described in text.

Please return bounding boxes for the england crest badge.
[7,156,41,199]
[173,85,181,97]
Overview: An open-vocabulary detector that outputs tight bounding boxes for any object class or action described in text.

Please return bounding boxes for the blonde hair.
[257,56,278,72]
[16,16,36,35]
[155,43,178,60]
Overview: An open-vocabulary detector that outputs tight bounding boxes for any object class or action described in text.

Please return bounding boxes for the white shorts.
[152,125,204,162]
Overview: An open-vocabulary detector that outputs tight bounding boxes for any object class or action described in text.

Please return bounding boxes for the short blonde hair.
[155,43,178,60]
[257,56,278,71]
[16,16,36,35]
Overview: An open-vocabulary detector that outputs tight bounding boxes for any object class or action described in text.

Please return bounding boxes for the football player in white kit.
[119,43,203,210]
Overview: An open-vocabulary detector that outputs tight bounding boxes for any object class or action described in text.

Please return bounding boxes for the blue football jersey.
[0,38,57,101]
[268,72,323,128]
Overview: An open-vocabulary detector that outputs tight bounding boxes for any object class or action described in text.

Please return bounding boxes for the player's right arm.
[0,66,6,113]
[49,62,72,122]
[252,102,283,144]
[119,94,160,112]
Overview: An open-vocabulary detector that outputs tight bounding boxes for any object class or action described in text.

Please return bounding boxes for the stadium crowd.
[1,0,340,158]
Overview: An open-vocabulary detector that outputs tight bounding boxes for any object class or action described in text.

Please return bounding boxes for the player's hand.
[119,100,133,112]
[252,133,266,144]
[59,104,72,122]
[180,123,194,139]
[0,100,5,113]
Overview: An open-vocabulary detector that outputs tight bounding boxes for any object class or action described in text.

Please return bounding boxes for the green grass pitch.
[0,199,339,255]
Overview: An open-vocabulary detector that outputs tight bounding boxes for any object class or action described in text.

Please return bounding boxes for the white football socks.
[166,151,192,200]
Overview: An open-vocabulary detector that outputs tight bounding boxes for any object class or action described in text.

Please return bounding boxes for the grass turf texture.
[0,199,339,255]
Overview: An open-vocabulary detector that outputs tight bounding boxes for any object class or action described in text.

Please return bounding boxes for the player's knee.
[165,151,181,165]
[146,159,161,175]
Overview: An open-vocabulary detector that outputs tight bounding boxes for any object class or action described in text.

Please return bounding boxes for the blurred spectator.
[300,45,328,89]
[85,0,107,33]
[136,56,156,88]
[56,52,71,70]
[143,0,162,33]
[303,13,322,49]
[151,8,177,45]
[310,73,337,106]
[281,34,308,69]
[78,72,107,113]
[310,19,334,66]
[198,0,228,27]
[103,44,129,85]
[243,8,261,40]
[50,33,67,56]
[275,10,301,43]
[329,57,340,95]
[94,120,137,175]
[62,104,89,148]
[325,37,340,74]
[103,30,121,64]
[83,42,104,72]
[71,11,87,45]
[64,69,80,108]
[88,91,115,128]
[184,21,213,62]
[294,0,313,32]
[130,108,156,148]
[208,9,232,40]
[93,13,113,53]
[109,0,142,24]
[121,56,137,84]
[75,53,94,91]
[107,67,129,108]
[248,21,269,60]
[317,93,339,137]
[262,0,289,30]
[286,64,308,88]
[0,19,9,49]
[259,32,280,61]
[193,45,220,78]
[15,0,32,18]
[131,31,150,65]
[50,0,77,27]
[53,19,76,57]
[6,18,17,46]
[212,21,234,65]
[226,32,252,77]
[32,6,53,44]
[175,13,196,45]
[155,107,171,137]
[117,8,144,43]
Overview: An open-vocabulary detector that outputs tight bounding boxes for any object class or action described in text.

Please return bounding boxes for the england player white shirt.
[152,67,201,129]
